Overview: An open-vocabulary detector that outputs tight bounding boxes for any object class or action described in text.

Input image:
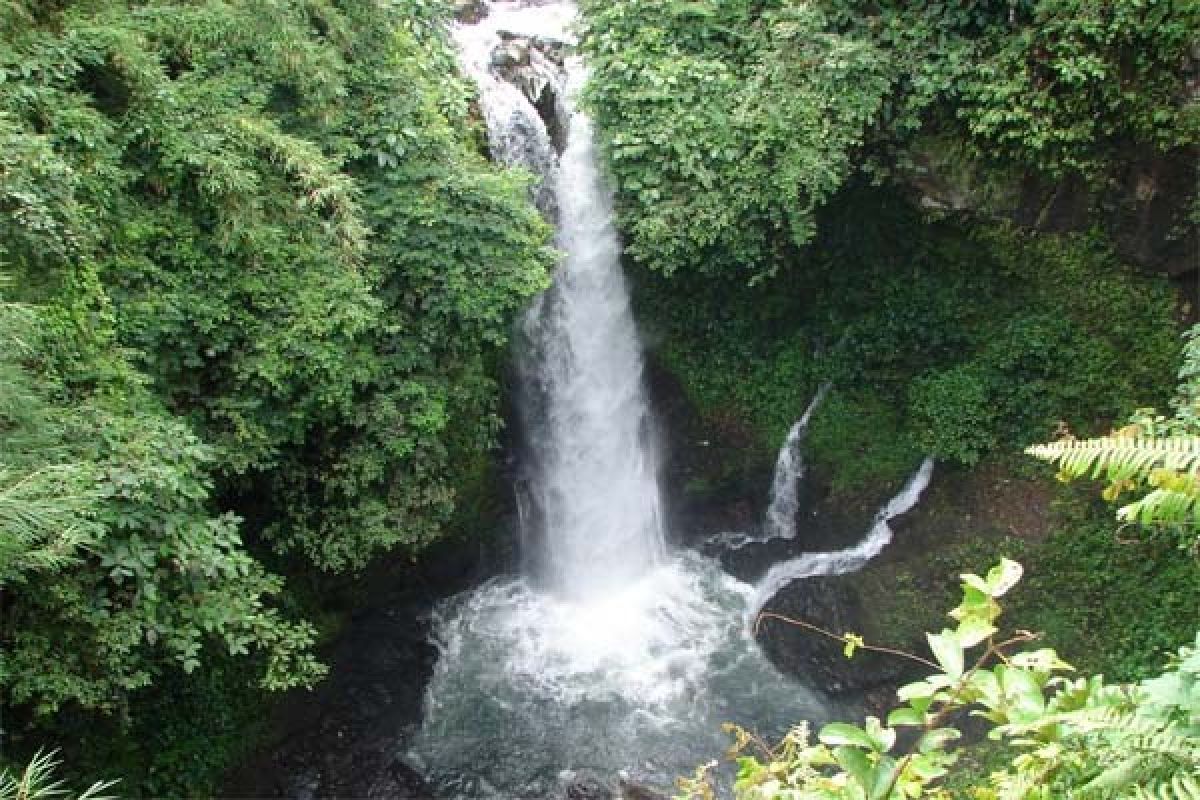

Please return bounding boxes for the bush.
[908,365,997,466]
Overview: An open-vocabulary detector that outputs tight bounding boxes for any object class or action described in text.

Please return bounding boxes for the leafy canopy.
[580,0,1199,280]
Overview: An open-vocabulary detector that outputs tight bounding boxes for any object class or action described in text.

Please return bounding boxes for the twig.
[754,611,940,671]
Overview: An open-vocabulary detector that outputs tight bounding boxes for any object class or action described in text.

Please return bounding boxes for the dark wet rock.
[490,38,530,69]
[566,776,615,800]
[222,523,515,798]
[619,778,670,800]
[643,354,889,567]
[287,767,321,800]
[490,33,569,154]
[453,0,488,23]
[365,756,435,800]
[896,135,1198,278]
[756,572,921,695]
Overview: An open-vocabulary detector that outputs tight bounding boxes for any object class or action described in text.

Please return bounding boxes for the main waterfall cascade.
[410,4,929,796]
[515,65,667,599]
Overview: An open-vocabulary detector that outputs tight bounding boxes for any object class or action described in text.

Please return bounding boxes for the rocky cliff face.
[900,136,1198,281]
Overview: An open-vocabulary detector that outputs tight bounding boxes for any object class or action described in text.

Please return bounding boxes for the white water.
[410,552,831,798]
[412,6,942,796]
[710,385,831,550]
[457,2,666,601]
[411,5,832,796]
[451,4,573,215]
[749,457,936,619]
[764,384,831,540]
[516,60,668,600]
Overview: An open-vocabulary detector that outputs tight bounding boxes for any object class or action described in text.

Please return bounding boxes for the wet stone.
[565,776,615,800]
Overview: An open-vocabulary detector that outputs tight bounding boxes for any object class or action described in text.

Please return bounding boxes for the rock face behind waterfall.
[452,9,572,218]
[491,32,569,151]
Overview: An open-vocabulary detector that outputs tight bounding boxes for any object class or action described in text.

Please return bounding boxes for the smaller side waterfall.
[749,458,935,618]
[763,384,831,540]
[708,384,828,550]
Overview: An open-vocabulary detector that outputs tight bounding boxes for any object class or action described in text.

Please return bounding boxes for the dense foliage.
[632,187,1180,496]
[679,346,1200,795]
[0,296,323,713]
[1029,326,1200,553]
[580,0,1199,280]
[1,0,1194,794]
[681,561,1200,799]
[0,0,551,786]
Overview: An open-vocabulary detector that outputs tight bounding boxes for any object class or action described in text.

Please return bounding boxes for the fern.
[1025,436,1200,483]
[0,750,117,800]
[1027,325,1200,551]
[1026,435,1200,547]
[1133,774,1200,800]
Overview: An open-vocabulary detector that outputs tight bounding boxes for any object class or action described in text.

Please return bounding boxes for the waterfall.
[455,3,665,601]
[763,384,830,540]
[749,458,935,619]
[708,384,828,550]
[411,6,831,795]
[451,3,572,216]
[517,66,667,599]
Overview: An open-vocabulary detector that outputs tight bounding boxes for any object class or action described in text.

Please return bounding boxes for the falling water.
[410,4,832,796]
[515,64,667,599]
[749,458,936,619]
[710,385,831,550]
[763,384,831,541]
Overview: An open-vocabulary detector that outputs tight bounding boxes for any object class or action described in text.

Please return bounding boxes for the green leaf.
[833,745,873,790]
[1010,649,1073,673]
[927,630,964,678]
[955,615,997,648]
[887,707,924,727]
[1000,666,1046,715]
[819,722,878,751]
[985,558,1024,597]
[915,727,961,754]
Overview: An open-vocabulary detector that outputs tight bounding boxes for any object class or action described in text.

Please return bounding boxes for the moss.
[1011,491,1200,680]
[852,534,1031,657]
[633,187,1180,504]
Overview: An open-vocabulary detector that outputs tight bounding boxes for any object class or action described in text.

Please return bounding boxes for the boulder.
[756,574,919,694]
[566,776,615,800]
[453,0,488,24]
[619,778,670,800]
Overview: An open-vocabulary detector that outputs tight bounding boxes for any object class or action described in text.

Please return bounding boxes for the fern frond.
[1119,486,1200,529]
[0,750,118,800]
[1026,436,1200,483]
[1132,772,1200,800]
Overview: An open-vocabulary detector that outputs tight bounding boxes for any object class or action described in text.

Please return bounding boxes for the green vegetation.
[681,560,1200,799]
[1017,494,1199,681]
[580,0,1199,280]
[1,0,1195,794]
[677,327,1200,798]
[0,751,116,800]
[1029,327,1200,553]
[0,0,551,792]
[581,3,1197,796]
[844,480,1198,687]
[631,189,1180,495]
